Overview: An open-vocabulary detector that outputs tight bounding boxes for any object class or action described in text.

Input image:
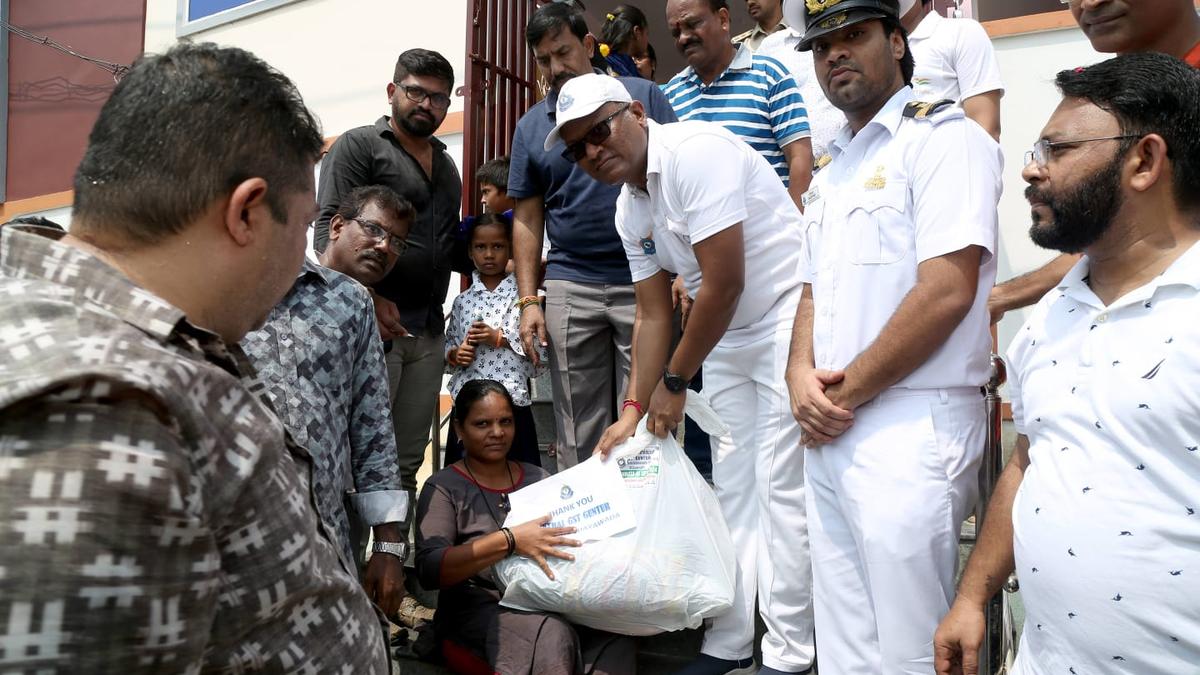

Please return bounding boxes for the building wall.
[8,3,1122,367]
[990,28,1099,362]
[5,0,145,203]
[144,0,468,142]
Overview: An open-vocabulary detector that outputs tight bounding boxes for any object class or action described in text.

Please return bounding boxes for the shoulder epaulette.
[813,153,833,173]
[732,29,754,45]
[902,99,956,120]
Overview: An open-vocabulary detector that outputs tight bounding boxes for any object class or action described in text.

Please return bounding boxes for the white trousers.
[805,387,985,675]
[701,326,816,672]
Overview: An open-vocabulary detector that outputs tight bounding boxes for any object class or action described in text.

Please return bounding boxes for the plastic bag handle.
[608,390,729,461]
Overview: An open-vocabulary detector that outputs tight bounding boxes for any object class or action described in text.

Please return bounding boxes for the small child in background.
[476,156,516,216]
[444,212,543,466]
[472,155,549,282]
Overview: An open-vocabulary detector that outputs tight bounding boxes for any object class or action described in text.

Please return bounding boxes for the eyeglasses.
[395,83,452,110]
[1024,134,1142,170]
[561,103,630,163]
[352,218,408,255]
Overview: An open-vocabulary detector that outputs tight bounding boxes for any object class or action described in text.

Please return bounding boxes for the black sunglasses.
[561,103,630,163]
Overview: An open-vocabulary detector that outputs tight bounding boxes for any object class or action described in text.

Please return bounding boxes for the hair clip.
[599,43,611,57]
[607,12,615,20]
[458,215,477,240]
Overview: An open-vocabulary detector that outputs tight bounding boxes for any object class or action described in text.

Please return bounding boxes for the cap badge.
[558,94,574,112]
[818,13,849,29]
[806,0,845,14]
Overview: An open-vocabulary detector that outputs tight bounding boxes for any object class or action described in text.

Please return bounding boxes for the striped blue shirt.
[663,48,810,184]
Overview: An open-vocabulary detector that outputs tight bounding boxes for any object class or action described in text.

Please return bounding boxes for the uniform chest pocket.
[802,199,825,274]
[847,182,912,266]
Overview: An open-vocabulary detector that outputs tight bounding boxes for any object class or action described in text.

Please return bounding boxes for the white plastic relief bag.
[493,392,737,636]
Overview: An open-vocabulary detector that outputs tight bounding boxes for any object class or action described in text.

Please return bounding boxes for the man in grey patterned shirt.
[0,43,388,672]
[242,184,414,618]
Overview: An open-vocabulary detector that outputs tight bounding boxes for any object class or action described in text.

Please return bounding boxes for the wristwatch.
[372,541,409,560]
[662,368,689,394]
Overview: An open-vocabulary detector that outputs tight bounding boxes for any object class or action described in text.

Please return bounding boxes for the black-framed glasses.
[352,218,408,255]
[395,83,452,110]
[1024,134,1142,170]
[561,103,630,163]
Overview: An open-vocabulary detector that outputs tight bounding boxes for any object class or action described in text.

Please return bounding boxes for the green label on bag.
[617,446,660,488]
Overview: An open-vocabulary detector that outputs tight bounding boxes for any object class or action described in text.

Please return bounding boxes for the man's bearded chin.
[1026,159,1123,254]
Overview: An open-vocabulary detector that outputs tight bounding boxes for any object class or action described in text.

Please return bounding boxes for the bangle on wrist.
[494,330,503,348]
[516,295,541,312]
[621,398,644,416]
[500,527,516,556]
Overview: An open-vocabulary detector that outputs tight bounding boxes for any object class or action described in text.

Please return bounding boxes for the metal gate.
[461,0,541,218]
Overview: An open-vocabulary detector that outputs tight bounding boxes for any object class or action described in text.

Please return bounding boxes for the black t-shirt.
[315,116,465,336]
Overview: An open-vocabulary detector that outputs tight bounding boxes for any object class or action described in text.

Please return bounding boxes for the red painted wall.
[6,0,146,201]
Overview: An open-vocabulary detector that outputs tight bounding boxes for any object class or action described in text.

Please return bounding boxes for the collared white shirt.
[800,87,1001,389]
[1007,244,1200,674]
[756,27,846,160]
[615,119,805,345]
[908,11,1004,105]
[445,272,542,406]
[733,21,787,52]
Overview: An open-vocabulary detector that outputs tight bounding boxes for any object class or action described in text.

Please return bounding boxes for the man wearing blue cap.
[784,0,1002,672]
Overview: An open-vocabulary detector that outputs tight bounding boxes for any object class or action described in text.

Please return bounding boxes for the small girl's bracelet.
[621,399,644,416]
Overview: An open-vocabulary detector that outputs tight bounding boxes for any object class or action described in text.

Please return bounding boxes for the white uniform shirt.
[799,87,1000,389]
[615,119,805,345]
[908,11,1004,105]
[756,28,846,160]
[1007,244,1200,674]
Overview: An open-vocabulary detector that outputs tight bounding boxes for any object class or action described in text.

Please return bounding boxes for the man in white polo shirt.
[785,0,1001,671]
[935,52,1200,675]
[548,73,816,675]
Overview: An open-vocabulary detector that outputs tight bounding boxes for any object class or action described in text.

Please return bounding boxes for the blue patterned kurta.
[242,259,406,567]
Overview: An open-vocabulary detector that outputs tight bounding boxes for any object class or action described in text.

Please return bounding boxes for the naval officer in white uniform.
[784,0,1002,672]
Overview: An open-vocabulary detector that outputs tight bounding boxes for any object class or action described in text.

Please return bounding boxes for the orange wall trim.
[0,190,74,221]
[440,111,465,136]
[321,110,464,154]
[5,112,469,217]
[986,3,1200,38]
[982,10,1078,38]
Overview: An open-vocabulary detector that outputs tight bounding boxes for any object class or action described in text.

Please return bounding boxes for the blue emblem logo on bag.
[560,485,574,499]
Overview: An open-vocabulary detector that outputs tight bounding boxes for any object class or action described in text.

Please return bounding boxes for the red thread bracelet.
[621,398,644,416]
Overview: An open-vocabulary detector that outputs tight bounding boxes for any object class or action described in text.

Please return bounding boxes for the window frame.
[176,0,306,37]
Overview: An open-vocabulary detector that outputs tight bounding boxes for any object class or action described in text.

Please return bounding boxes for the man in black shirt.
[315,48,464,515]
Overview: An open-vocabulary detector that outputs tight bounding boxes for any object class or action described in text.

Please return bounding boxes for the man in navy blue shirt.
[510,1,678,470]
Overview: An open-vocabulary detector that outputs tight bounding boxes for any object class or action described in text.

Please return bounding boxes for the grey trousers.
[543,280,635,470]
[385,333,444,499]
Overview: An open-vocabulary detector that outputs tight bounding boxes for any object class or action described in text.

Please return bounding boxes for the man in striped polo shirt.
[663,0,814,211]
